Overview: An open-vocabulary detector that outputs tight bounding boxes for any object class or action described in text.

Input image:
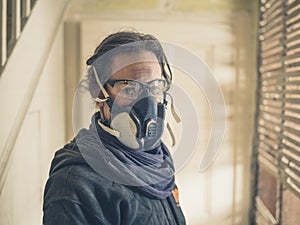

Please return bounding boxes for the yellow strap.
[167,122,176,147]
[97,119,120,138]
[171,104,181,123]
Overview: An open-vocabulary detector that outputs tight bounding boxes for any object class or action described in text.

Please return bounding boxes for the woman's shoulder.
[44,156,134,205]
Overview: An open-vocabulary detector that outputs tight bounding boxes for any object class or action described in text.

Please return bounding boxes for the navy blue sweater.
[43,141,186,225]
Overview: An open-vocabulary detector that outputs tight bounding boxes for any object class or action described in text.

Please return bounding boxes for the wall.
[69,0,251,12]
[0,26,66,224]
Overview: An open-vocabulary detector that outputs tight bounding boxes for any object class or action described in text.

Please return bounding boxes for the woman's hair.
[82,30,172,98]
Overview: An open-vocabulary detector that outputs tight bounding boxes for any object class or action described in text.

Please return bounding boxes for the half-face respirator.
[92,67,168,150]
[109,93,166,150]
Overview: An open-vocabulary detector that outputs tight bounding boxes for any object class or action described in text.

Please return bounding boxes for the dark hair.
[82,31,172,98]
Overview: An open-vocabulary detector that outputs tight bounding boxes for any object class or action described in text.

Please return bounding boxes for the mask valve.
[145,119,157,138]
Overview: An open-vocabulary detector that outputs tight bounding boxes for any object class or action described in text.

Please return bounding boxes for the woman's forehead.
[110,51,162,80]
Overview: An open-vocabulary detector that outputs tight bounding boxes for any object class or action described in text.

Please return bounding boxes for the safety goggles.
[106,79,169,100]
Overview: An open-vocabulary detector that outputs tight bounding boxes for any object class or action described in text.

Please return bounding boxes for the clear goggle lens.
[106,79,169,100]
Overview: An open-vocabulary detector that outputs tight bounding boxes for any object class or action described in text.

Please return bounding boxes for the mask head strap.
[92,66,110,103]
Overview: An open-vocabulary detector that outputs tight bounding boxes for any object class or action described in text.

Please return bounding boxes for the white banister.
[1,0,7,66]
[25,0,31,16]
[1,0,37,70]
[16,0,21,38]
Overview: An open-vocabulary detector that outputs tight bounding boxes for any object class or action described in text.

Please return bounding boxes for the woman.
[43,30,186,225]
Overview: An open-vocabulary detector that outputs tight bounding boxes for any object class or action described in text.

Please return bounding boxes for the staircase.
[1,0,38,74]
[0,1,69,224]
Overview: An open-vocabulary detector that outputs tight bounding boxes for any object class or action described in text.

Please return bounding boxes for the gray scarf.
[75,112,175,199]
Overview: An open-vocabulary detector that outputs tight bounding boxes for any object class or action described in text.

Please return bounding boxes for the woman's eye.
[124,87,134,93]
[122,86,138,98]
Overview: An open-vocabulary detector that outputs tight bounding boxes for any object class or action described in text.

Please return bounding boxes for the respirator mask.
[109,92,166,150]
[93,67,169,150]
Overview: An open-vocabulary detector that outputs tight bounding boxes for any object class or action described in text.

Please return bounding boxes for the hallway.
[0,0,299,225]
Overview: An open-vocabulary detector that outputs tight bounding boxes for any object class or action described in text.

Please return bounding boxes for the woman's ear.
[97,101,111,121]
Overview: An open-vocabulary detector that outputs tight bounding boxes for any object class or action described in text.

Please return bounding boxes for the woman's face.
[100,51,164,120]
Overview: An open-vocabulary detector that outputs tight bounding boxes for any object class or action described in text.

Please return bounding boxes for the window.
[253,0,300,224]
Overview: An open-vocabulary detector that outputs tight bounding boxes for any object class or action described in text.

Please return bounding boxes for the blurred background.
[0,0,299,225]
